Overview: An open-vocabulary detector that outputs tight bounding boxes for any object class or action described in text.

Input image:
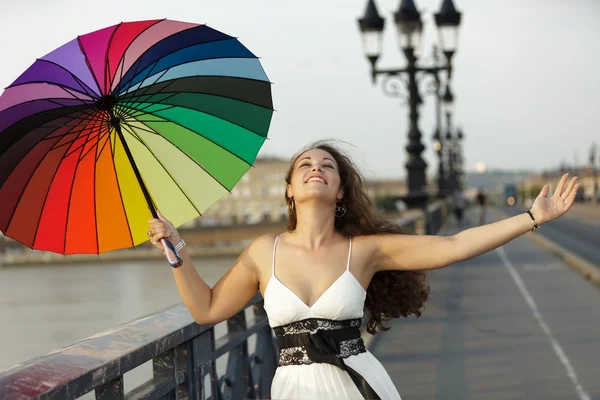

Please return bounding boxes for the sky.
[1,0,599,180]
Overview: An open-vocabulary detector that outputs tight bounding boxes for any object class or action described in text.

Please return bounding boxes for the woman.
[148,141,579,399]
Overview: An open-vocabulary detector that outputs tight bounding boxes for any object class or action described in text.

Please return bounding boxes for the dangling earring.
[287,197,295,214]
[335,200,346,217]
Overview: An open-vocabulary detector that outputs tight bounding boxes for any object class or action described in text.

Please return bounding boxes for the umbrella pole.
[108,110,183,268]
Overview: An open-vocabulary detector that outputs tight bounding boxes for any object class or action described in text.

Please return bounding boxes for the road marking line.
[496,247,590,400]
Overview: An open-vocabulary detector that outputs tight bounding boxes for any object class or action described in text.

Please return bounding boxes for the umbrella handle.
[161,238,183,268]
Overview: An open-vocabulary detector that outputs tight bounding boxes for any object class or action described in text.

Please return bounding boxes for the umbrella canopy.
[0,19,273,258]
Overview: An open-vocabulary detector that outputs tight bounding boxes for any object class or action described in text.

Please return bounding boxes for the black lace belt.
[273,318,381,400]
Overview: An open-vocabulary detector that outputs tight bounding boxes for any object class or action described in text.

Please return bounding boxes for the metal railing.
[0,200,450,400]
[0,295,276,400]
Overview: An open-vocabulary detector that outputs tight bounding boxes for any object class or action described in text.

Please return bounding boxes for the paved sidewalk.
[370,209,600,400]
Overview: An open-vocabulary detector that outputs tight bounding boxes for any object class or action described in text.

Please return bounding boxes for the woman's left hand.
[530,173,580,225]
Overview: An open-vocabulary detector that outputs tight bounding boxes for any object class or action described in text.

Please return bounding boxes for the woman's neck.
[292,202,338,249]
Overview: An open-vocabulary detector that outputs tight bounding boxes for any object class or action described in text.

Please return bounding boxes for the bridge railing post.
[251,303,277,398]
[221,310,250,400]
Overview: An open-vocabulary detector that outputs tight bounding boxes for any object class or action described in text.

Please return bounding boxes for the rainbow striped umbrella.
[0,19,273,266]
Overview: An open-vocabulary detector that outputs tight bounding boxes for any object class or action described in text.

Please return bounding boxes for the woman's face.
[287,148,343,205]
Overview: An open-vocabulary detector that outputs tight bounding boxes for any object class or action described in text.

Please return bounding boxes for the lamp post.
[433,127,445,197]
[590,142,598,205]
[431,45,446,198]
[455,126,465,190]
[442,82,455,192]
[357,0,462,210]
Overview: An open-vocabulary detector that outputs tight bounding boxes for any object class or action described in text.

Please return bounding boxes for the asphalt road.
[500,205,600,268]
[370,209,600,399]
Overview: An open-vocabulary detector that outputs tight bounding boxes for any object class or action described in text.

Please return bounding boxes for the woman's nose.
[312,165,322,172]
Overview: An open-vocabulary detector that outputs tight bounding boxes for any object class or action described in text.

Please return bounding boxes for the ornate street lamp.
[456,126,465,190]
[357,0,462,210]
[442,83,455,192]
[590,142,598,205]
[357,0,385,82]
[434,0,462,78]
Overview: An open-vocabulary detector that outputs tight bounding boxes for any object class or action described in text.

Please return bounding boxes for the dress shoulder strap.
[346,237,353,272]
[272,235,280,277]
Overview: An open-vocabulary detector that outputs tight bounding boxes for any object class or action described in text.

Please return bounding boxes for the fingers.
[147,218,172,248]
[560,176,578,199]
[553,173,569,197]
[538,184,550,198]
[562,183,580,212]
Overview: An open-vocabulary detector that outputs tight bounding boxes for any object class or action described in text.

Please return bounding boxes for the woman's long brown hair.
[284,140,430,335]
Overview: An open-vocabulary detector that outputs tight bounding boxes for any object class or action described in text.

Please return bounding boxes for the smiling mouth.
[306,177,327,184]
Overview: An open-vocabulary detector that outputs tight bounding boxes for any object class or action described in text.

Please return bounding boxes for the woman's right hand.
[147,210,180,250]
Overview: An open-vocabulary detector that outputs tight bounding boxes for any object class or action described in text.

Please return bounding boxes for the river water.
[0,256,238,395]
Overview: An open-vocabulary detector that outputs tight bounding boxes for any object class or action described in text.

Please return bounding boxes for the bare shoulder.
[346,235,382,274]
[240,234,277,282]
[246,234,277,257]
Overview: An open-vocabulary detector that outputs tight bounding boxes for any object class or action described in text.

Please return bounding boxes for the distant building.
[193,157,407,226]
[199,156,291,226]
[364,178,406,202]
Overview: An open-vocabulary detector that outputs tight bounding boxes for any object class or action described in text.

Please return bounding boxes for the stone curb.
[523,230,600,289]
[494,208,600,290]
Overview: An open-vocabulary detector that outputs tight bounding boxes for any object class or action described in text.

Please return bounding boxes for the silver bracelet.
[174,239,186,252]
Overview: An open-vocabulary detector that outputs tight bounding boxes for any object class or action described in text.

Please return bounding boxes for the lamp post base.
[401,191,429,210]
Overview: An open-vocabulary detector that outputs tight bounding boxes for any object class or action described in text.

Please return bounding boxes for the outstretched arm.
[369,174,579,272]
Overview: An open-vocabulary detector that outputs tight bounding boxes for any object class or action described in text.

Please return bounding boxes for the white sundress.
[263,235,402,399]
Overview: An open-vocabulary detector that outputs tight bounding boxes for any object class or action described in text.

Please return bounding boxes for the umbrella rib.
[119,121,203,216]
[112,121,156,136]
[116,83,181,115]
[57,85,97,107]
[78,125,109,162]
[118,107,255,168]
[105,123,135,249]
[4,111,97,242]
[60,116,105,255]
[95,127,112,162]
[124,104,177,117]
[119,59,160,104]
[119,65,170,109]
[103,23,122,96]
[38,114,105,136]
[107,19,164,93]
[125,103,268,141]
[44,98,89,109]
[39,120,104,129]
[8,59,102,100]
[77,36,104,97]
[114,35,236,95]
[119,75,274,109]
[118,55,265,102]
[0,98,92,119]
[116,93,178,117]
[49,122,104,154]
[0,108,96,170]
[30,105,100,128]
[119,111,235,196]
[61,116,107,159]
[42,59,101,99]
